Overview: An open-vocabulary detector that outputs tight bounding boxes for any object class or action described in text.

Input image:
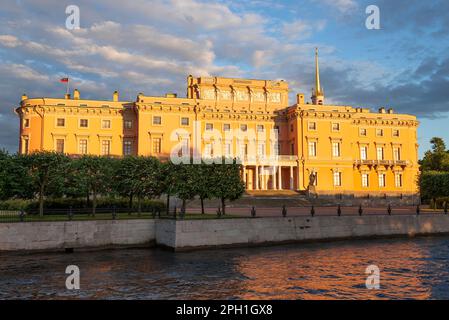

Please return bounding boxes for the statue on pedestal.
[307,171,318,199]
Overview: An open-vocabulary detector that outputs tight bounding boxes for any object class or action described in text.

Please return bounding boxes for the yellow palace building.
[15,50,420,200]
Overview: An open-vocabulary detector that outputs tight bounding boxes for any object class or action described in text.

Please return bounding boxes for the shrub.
[0,198,165,214]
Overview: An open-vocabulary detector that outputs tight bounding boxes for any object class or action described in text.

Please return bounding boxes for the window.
[257,125,264,132]
[152,138,161,154]
[332,123,340,131]
[23,138,29,154]
[102,120,111,129]
[333,172,342,186]
[153,116,162,125]
[308,122,317,131]
[377,147,384,160]
[362,173,369,187]
[308,141,317,157]
[178,138,189,157]
[224,143,231,156]
[101,140,111,155]
[240,124,248,132]
[79,139,88,154]
[393,129,400,137]
[360,146,368,160]
[24,119,30,128]
[378,173,386,187]
[124,120,132,129]
[123,141,133,156]
[395,173,403,188]
[181,117,189,126]
[291,143,295,155]
[80,119,88,128]
[206,123,213,131]
[274,143,280,156]
[332,142,341,157]
[393,147,401,161]
[56,118,65,127]
[239,143,248,157]
[376,128,384,137]
[204,144,213,157]
[274,126,280,134]
[223,123,231,131]
[360,128,367,136]
[257,143,265,156]
[56,139,65,153]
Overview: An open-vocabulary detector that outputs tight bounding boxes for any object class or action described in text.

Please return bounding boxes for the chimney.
[165,93,177,98]
[65,93,71,99]
[378,107,386,114]
[297,93,305,104]
[73,89,80,100]
[387,108,394,114]
[113,90,119,102]
[21,93,28,101]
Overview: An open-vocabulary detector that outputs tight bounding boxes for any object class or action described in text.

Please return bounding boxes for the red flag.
[60,77,69,83]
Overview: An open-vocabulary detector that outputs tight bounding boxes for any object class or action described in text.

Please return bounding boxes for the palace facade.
[15,51,420,198]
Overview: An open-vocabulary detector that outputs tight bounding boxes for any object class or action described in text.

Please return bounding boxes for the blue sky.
[1,0,448,156]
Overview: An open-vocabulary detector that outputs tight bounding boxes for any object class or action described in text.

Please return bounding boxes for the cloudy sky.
[1,0,448,156]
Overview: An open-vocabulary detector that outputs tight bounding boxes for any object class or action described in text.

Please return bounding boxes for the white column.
[262,166,266,190]
[272,166,277,190]
[279,166,282,190]
[243,166,247,189]
[290,166,294,190]
[255,165,259,190]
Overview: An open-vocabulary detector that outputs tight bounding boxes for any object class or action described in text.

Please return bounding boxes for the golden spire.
[312,48,324,105]
[315,47,322,96]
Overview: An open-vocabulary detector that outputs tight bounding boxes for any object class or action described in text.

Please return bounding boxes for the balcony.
[354,159,409,167]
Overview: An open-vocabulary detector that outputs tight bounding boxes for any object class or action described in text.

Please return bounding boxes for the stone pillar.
[272,166,277,190]
[255,165,259,190]
[243,166,247,189]
[279,166,282,190]
[290,166,294,190]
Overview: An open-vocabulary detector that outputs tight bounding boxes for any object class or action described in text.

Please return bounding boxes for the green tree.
[420,137,449,171]
[160,161,178,215]
[173,163,197,214]
[192,163,214,214]
[210,158,245,215]
[72,155,115,215]
[23,151,70,216]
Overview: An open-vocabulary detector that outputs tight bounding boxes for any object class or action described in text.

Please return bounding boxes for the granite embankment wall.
[0,219,155,251]
[1,215,449,252]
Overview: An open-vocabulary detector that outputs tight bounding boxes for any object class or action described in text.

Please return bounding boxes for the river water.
[1,236,449,300]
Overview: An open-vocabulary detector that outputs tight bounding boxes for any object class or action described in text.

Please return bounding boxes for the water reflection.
[1,237,449,299]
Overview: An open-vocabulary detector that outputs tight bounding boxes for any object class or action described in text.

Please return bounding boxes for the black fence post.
[311,205,315,217]
[416,205,420,215]
[444,201,448,215]
[174,206,177,220]
[68,206,73,221]
[19,210,25,222]
[112,205,117,220]
[358,204,363,216]
[387,204,392,215]
[180,206,185,220]
[282,205,287,217]
[217,206,222,218]
[251,206,256,218]
[337,205,342,216]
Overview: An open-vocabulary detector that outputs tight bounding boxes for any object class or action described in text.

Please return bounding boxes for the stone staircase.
[185,190,312,208]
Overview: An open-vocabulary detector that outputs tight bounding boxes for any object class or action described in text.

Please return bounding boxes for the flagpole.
[66,77,69,95]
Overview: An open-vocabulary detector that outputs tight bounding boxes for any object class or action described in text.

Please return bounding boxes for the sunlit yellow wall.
[15,76,419,197]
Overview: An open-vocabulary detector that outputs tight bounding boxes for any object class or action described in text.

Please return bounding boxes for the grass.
[0,211,245,223]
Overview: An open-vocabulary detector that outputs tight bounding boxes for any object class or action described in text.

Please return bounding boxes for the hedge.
[0,198,165,214]
[419,171,449,201]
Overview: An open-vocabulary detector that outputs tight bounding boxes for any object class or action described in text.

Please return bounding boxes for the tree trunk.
[39,184,44,217]
[92,189,97,216]
[166,193,170,215]
[128,193,133,215]
[221,197,226,215]
[200,197,205,214]
[182,199,186,215]
[137,195,142,215]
